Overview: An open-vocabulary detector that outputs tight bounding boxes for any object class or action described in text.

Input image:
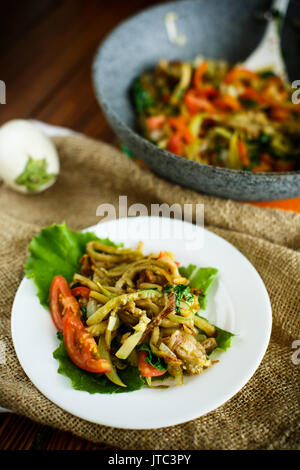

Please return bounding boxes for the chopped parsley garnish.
[164,283,194,313]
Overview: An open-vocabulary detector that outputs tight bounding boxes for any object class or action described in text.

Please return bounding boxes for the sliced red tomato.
[71,286,90,299]
[49,275,80,332]
[63,309,111,373]
[138,350,167,377]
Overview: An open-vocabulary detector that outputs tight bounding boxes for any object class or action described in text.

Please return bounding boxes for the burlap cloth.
[0,134,299,450]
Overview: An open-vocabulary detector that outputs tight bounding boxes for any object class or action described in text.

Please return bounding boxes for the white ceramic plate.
[11,216,272,429]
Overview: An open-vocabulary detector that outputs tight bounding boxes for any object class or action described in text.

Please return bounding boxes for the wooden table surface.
[0,0,163,451]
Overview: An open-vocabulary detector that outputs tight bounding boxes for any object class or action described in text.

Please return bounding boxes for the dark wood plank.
[33,55,114,140]
[0,0,162,136]
[0,413,115,450]
[0,0,62,53]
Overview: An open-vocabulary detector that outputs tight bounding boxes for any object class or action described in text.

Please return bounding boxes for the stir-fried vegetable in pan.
[131,57,300,171]
[49,239,232,388]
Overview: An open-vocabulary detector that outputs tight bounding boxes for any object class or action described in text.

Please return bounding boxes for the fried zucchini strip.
[194,316,216,337]
[86,289,162,325]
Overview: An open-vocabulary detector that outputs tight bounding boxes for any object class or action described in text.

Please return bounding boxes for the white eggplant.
[0,119,59,194]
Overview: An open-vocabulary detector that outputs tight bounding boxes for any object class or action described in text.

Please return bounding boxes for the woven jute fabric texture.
[0,135,299,450]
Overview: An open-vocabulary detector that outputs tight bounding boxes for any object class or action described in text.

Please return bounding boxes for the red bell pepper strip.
[168,116,195,145]
[184,89,216,114]
[193,62,208,89]
[213,93,242,112]
[238,138,250,166]
[223,67,259,84]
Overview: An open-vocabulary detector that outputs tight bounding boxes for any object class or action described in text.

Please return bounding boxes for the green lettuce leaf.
[196,315,235,352]
[179,265,218,309]
[214,326,235,352]
[53,334,144,394]
[25,222,122,308]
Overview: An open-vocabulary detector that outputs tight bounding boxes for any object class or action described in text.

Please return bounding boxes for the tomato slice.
[138,350,167,377]
[71,286,90,299]
[63,309,111,373]
[49,275,80,332]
